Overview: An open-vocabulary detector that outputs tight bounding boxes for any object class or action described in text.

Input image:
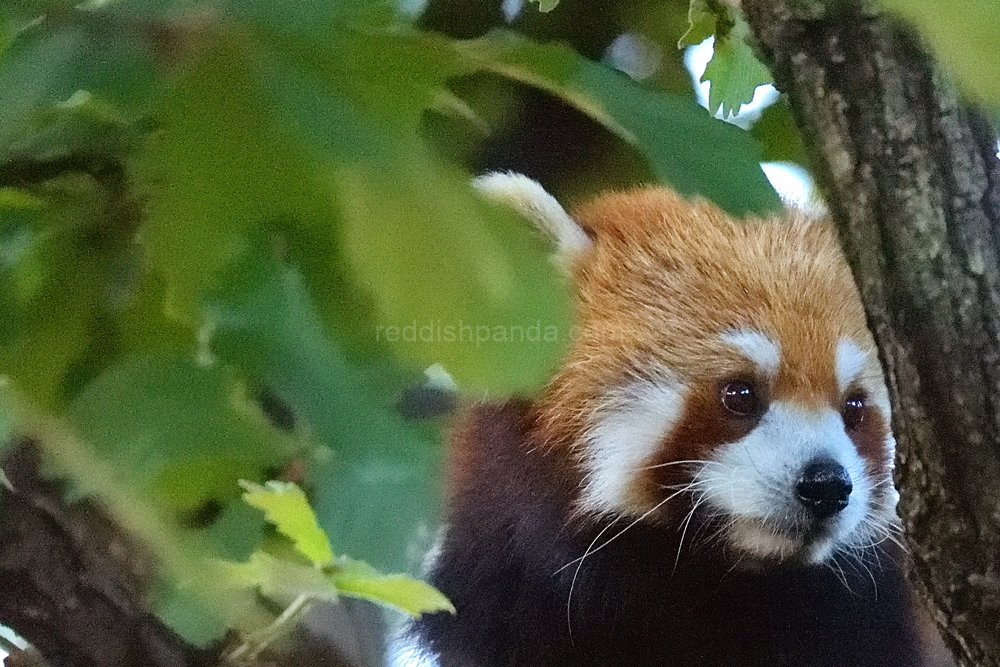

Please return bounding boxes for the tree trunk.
[740,1,1000,664]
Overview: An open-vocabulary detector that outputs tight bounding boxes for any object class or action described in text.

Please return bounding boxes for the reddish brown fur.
[845,397,891,475]
[533,188,887,512]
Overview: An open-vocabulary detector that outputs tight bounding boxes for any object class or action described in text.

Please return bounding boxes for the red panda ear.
[473,172,591,273]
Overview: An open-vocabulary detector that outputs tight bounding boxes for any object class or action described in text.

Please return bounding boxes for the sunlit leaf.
[217,550,452,618]
[527,0,559,12]
[220,481,452,616]
[332,556,455,617]
[217,551,340,602]
[240,480,334,566]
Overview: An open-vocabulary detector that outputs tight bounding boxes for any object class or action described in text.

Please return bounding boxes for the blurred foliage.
[878,0,1000,107]
[11,0,992,661]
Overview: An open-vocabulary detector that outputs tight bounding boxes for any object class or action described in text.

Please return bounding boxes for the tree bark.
[740,1,1000,665]
[0,441,370,667]
[0,441,214,667]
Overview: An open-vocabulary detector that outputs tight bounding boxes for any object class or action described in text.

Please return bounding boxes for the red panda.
[414,174,951,667]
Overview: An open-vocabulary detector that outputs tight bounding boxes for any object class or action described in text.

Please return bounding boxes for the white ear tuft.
[472,172,591,270]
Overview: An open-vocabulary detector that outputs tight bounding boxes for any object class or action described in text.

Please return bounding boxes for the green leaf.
[0,406,8,449]
[217,550,453,618]
[332,556,455,617]
[0,22,11,61]
[68,354,296,513]
[678,0,717,48]
[139,25,572,394]
[220,480,452,616]
[154,585,235,647]
[701,18,771,118]
[333,156,572,393]
[465,32,781,216]
[137,36,339,325]
[2,90,141,166]
[208,241,445,573]
[217,551,340,602]
[240,480,334,566]
[750,100,806,165]
[527,0,559,12]
[0,17,156,152]
[0,400,10,468]
[248,31,574,394]
[878,0,1000,106]
[0,188,42,210]
[147,23,777,403]
[222,0,400,34]
[676,1,772,118]
[0,182,106,408]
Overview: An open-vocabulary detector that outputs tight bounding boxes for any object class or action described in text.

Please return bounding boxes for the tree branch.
[740,1,1000,664]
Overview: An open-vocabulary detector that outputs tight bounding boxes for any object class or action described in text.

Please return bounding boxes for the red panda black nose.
[795,458,853,520]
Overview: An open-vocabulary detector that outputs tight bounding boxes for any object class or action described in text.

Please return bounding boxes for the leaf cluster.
[0,0,780,653]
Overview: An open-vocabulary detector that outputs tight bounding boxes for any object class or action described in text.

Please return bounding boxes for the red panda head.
[475,173,897,565]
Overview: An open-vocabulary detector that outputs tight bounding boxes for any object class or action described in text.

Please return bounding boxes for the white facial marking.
[720,329,781,377]
[581,376,685,515]
[695,401,885,563]
[835,338,868,394]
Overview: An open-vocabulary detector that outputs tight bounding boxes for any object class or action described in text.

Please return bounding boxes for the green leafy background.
[0,0,995,658]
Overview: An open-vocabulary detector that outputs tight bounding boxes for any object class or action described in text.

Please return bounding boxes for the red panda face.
[526,186,898,565]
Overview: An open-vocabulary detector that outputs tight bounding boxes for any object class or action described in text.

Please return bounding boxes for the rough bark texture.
[0,441,374,667]
[0,441,215,667]
[740,2,1000,665]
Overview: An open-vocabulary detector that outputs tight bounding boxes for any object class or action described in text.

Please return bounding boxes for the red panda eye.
[842,393,866,430]
[721,380,757,417]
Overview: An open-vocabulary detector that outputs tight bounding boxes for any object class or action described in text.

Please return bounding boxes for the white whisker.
[638,459,721,472]
[561,482,702,641]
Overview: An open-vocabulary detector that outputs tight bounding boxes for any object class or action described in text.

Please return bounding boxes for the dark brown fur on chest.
[415,400,927,667]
